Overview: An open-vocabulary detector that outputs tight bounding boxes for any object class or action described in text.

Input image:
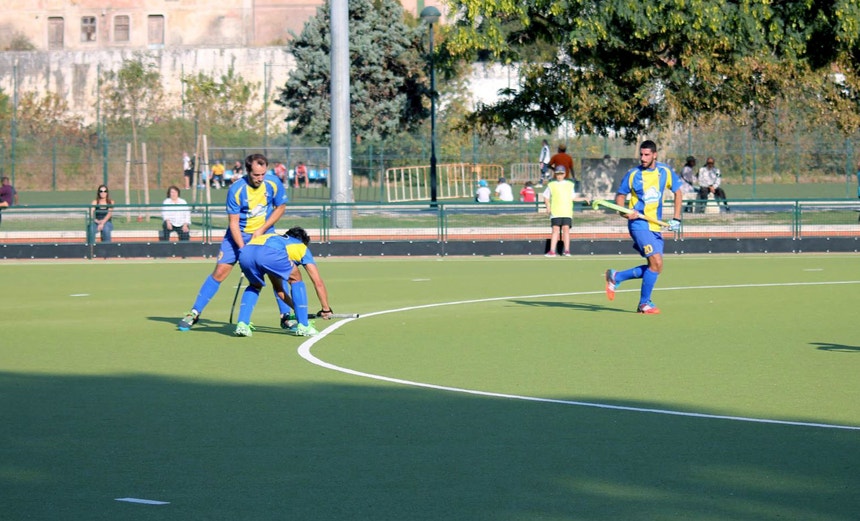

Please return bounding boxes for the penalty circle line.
[297,280,860,431]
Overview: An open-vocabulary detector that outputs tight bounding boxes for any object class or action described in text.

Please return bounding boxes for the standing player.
[234,227,333,337]
[177,153,289,330]
[603,140,682,314]
[543,166,590,257]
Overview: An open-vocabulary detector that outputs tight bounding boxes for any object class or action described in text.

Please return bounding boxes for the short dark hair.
[640,140,657,152]
[244,153,268,172]
[284,226,310,245]
[167,185,181,197]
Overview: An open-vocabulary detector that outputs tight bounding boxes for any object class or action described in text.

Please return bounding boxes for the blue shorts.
[629,228,664,258]
[216,229,275,265]
[216,233,248,265]
[238,245,294,287]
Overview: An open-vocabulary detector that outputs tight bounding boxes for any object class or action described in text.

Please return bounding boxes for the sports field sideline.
[2,254,858,520]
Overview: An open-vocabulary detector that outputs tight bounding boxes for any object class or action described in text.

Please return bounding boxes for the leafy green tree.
[16,91,83,140]
[276,0,428,143]
[99,54,164,152]
[446,0,860,140]
[182,67,264,134]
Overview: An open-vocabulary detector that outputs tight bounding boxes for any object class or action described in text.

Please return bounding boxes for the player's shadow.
[508,300,626,313]
[811,342,860,353]
[146,316,284,336]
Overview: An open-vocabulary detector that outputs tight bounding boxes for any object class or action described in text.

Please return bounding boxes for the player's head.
[639,140,658,169]
[244,153,268,187]
[284,226,311,245]
[478,179,487,187]
[686,156,696,166]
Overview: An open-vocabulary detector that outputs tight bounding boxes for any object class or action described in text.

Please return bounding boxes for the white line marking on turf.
[115,498,169,505]
[69,293,90,297]
[298,280,860,431]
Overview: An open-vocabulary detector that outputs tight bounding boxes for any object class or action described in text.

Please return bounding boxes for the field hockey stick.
[229,274,244,324]
[591,199,671,228]
[313,311,359,319]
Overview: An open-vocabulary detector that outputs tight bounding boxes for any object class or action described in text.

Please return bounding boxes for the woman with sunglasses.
[90,185,114,243]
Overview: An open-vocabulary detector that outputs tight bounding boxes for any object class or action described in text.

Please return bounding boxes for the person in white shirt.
[696,157,730,211]
[475,179,492,203]
[161,185,192,241]
[494,177,514,202]
[538,139,551,183]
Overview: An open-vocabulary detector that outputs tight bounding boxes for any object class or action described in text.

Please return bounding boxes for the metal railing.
[0,199,858,247]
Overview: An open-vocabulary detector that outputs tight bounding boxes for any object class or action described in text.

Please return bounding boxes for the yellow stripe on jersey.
[285,242,307,263]
[244,183,272,233]
[248,233,276,246]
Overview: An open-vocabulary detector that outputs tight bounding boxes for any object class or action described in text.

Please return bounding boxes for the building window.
[148,15,164,45]
[48,17,64,50]
[114,15,130,42]
[81,16,97,42]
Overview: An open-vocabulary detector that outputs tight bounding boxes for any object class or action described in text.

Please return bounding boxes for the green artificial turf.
[1,255,858,520]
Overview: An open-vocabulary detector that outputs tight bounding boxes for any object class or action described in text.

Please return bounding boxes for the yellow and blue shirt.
[226,173,287,234]
[617,162,681,232]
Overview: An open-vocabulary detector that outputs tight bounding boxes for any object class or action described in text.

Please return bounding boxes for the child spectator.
[520,181,536,203]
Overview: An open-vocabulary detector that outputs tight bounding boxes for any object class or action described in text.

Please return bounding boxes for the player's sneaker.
[288,323,319,337]
[178,310,199,331]
[280,313,298,330]
[563,251,571,257]
[545,251,557,257]
[234,321,253,337]
[604,270,616,301]
[637,301,660,314]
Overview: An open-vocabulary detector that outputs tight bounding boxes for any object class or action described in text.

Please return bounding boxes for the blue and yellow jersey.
[248,233,314,265]
[617,161,681,232]
[225,173,287,234]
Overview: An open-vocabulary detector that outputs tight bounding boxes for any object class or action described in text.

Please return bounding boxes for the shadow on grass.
[1,371,858,521]
[812,342,860,353]
[147,316,288,337]
[508,299,629,313]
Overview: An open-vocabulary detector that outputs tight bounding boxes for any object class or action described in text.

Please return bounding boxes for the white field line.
[297,280,860,431]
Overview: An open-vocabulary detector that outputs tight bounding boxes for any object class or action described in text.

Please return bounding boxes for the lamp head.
[420,6,441,24]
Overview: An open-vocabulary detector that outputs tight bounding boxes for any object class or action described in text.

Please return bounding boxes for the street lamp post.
[420,6,441,205]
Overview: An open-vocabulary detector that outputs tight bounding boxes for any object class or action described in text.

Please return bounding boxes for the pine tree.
[276,0,428,143]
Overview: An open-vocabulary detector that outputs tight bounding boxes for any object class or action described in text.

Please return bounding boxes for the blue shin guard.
[291,280,309,326]
[191,274,222,314]
[237,285,261,325]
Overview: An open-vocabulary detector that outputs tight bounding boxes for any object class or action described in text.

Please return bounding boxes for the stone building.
[0,0,447,126]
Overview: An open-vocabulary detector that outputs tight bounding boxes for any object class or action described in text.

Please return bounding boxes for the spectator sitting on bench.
[697,157,730,211]
[161,186,191,241]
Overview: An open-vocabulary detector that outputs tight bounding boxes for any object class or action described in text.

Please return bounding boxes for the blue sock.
[291,280,309,326]
[615,265,647,285]
[191,274,221,314]
[640,269,659,305]
[238,286,261,325]
[275,279,292,315]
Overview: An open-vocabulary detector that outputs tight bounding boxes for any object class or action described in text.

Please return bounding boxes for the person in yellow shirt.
[211,161,226,189]
[542,166,590,257]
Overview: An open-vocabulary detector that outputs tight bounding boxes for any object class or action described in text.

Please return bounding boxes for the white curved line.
[298,281,860,431]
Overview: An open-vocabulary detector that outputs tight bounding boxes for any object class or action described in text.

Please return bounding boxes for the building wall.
[0,0,444,51]
[0,47,294,125]
[0,0,458,126]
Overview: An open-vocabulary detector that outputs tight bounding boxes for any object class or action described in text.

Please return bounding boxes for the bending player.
[603,140,682,314]
[177,153,291,330]
[234,227,333,337]
[277,226,333,330]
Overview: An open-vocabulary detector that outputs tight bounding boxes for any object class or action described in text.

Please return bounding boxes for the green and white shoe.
[280,313,298,330]
[288,323,319,337]
[178,310,199,331]
[234,321,253,337]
